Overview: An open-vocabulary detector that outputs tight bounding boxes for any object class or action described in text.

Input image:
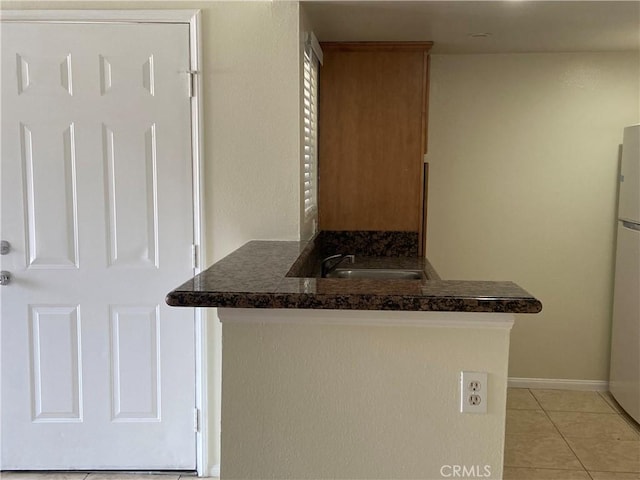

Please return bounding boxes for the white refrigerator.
[610,124,640,423]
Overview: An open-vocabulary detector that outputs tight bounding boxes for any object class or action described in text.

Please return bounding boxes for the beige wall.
[203,1,301,259]
[200,2,300,471]
[220,309,513,480]
[426,52,640,382]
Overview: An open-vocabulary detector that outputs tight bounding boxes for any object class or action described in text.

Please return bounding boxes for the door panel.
[110,305,161,421]
[1,21,197,470]
[102,124,160,268]
[29,305,83,421]
[21,122,80,268]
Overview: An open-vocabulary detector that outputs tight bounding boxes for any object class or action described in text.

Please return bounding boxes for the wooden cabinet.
[318,42,432,254]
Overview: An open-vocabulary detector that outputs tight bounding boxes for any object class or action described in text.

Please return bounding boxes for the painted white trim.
[508,377,609,391]
[186,11,210,477]
[218,308,516,330]
[0,9,210,475]
[0,10,200,23]
[209,464,221,478]
[304,31,323,65]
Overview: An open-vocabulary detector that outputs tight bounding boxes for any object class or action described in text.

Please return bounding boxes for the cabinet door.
[318,43,430,240]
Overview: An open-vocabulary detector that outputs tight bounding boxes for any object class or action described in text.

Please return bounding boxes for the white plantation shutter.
[303,41,319,220]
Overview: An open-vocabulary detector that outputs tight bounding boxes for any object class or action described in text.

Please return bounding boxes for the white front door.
[1,20,197,470]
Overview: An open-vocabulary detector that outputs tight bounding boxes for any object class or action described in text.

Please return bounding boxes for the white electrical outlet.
[460,371,488,414]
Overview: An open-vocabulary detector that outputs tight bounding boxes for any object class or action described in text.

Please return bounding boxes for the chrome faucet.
[321,254,355,277]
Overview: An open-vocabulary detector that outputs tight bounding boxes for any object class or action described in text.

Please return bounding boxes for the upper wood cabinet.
[317,42,432,252]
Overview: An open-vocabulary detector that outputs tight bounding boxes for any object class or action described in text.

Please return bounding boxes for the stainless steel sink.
[326,268,425,280]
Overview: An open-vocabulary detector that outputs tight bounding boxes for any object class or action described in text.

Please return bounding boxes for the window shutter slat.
[302,47,319,220]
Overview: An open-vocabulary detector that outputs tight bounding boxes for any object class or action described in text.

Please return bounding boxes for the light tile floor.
[1,390,638,480]
[504,388,640,479]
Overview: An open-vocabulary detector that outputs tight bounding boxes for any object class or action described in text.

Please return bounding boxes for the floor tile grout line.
[597,390,620,412]
[506,409,636,437]
[545,408,639,440]
[600,391,640,435]
[538,398,592,473]
[530,388,619,414]
[526,387,546,411]
[591,469,640,474]
[505,389,640,476]
[540,409,622,414]
[546,408,640,474]
[505,465,598,472]
[504,389,543,411]
[505,389,591,477]
[505,388,635,474]
[595,390,618,414]
[504,465,601,479]
[601,391,640,431]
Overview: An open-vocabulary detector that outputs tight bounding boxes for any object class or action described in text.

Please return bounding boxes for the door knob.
[0,241,10,255]
[0,271,12,286]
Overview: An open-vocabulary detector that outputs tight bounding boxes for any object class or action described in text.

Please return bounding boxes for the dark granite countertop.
[166,236,542,314]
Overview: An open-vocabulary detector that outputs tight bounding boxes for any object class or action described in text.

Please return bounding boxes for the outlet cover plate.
[460,371,488,414]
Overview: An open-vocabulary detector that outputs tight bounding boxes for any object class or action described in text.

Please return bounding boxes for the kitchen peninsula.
[167,231,542,480]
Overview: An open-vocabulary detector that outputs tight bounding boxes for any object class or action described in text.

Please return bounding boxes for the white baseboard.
[508,377,609,391]
[207,464,220,478]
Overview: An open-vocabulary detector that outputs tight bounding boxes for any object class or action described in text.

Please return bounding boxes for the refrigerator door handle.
[622,220,640,231]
